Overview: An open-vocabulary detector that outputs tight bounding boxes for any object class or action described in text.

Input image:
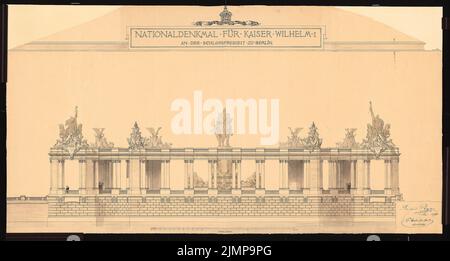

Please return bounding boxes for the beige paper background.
[6,6,443,233]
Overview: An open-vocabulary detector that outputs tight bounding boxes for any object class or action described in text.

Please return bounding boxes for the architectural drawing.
[46,103,401,218]
[7,5,442,233]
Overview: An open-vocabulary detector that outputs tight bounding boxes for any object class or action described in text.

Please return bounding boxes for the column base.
[184,188,194,196]
[302,188,310,195]
[255,188,265,196]
[231,189,241,196]
[309,188,322,195]
[140,188,147,195]
[392,188,400,195]
[384,188,392,195]
[353,189,364,195]
[207,189,218,196]
[79,188,86,195]
[279,188,289,196]
[160,188,171,195]
[129,189,141,195]
[329,188,339,195]
[111,188,120,195]
[363,188,371,195]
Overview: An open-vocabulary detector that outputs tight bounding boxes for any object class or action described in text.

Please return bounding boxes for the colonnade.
[49,157,400,196]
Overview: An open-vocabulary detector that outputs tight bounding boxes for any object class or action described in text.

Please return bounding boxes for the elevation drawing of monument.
[46,103,401,219]
[6,5,442,234]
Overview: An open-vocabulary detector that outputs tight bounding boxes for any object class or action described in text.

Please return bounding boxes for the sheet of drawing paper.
[7,5,442,233]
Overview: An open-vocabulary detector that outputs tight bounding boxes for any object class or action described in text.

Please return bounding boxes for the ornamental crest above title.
[194,6,260,26]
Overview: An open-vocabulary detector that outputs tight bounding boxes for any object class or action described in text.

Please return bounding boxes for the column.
[255,160,265,196]
[160,160,170,195]
[112,160,121,194]
[57,160,65,194]
[232,161,236,189]
[385,159,392,194]
[336,161,341,189]
[255,160,260,188]
[261,160,265,189]
[232,160,241,195]
[207,160,218,196]
[164,160,171,189]
[303,160,310,192]
[279,160,283,189]
[128,159,141,195]
[160,160,166,189]
[50,160,59,194]
[93,160,99,194]
[356,160,365,194]
[364,160,371,194]
[125,160,129,191]
[117,161,122,190]
[190,160,194,189]
[279,160,289,189]
[140,160,146,194]
[237,160,241,189]
[285,161,289,188]
[308,159,323,194]
[391,159,399,194]
[279,160,289,195]
[213,160,217,189]
[185,160,189,189]
[108,161,113,189]
[283,160,288,189]
[208,160,213,189]
[350,160,356,191]
[328,160,337,194]
[184,160,194,195]
[167,160,171,188]
[79,160,86,194]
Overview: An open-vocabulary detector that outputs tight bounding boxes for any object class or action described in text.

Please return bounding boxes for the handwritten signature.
[401,216,434,227]
[400,203,438,228]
